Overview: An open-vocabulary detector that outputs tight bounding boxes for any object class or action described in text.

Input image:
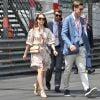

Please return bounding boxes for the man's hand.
[69,45,77,51]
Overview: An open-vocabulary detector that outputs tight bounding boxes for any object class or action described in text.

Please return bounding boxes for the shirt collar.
[53,20,59,25]
[72,12,80,21]
[72,12,75,21]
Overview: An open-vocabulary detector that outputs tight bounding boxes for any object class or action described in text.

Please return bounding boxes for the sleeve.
[61,17,72,47]
[26,29,34,46]
[47,28,55,45]
[87,24,94,48]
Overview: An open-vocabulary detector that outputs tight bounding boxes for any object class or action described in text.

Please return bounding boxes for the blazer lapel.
[70,15,80,43]
[70,15,78,36]
[50,22,53,32]
[58,22,62,43]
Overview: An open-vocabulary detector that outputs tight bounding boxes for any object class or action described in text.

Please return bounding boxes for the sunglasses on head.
[38,17,45,21]
[55,14,62,17]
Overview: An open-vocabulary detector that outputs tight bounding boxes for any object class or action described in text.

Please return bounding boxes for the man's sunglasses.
[55,14,62,17]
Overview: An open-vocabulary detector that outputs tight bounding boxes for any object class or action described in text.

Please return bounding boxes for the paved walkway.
[0,69,100,100]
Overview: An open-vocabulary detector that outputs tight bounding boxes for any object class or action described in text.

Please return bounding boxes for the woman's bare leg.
[37,68,44,90]
[37,67,47,97]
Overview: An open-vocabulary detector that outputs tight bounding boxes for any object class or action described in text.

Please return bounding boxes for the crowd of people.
[23,0,97,98]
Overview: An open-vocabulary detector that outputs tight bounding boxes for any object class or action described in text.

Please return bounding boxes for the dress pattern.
[26,28,55,70]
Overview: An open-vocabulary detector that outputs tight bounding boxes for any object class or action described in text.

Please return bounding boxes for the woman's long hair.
[34,13,48,28]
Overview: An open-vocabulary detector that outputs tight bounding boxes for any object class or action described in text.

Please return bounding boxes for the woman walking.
[23,13,57,98]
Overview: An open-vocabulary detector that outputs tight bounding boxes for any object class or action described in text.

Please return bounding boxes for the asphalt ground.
[0,69,100,100]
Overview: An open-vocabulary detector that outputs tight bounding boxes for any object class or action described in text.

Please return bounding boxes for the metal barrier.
[93,3,100,36]
[0,0,100,76]
[0,39,32,76]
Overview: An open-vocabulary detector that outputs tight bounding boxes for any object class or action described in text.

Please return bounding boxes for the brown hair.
[54,9,62,15]
[34,13,48,28]
[72,0,83,11]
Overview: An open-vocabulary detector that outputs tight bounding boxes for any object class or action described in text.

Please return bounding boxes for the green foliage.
[35,1,42,11]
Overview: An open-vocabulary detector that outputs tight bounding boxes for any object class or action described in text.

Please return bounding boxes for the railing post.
[88,0,93,27]
[28,0,35,29]
[2,0,8,39]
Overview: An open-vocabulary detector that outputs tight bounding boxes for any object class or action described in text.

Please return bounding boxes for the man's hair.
[54,9,62,14]
[72,0,83,11]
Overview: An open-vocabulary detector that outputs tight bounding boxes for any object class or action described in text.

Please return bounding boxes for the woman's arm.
[51,44,58,56]
[23,44,30,60]
[23,29,34,59]
[51,44,56,51]
[47,28,58,56]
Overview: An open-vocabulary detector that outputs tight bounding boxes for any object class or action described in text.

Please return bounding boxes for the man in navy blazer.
[61,1,97,97]
[85,16,95,73]
[74,15,95,74]
[46,9,63,92]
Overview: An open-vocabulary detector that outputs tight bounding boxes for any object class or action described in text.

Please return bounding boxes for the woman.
[23,13,57,98]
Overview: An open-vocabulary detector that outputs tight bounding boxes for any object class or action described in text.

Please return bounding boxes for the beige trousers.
[63,46,89,91]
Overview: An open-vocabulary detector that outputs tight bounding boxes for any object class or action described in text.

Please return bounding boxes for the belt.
[79,43,84,47]
[55,45,60,48]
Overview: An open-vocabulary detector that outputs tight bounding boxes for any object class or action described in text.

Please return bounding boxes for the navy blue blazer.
[48,21,63,50]
[87,24,94,48]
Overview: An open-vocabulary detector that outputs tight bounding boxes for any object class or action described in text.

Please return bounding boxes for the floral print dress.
[26,28,55,70]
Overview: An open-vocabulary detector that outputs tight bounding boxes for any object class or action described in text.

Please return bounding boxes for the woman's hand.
[23,54,27,60]
[53,50,58,56]
[51,44,58,56]
[23,45,30,60]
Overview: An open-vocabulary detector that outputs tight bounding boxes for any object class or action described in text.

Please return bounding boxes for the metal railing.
[92,2,100,36]
[9,0,30,35]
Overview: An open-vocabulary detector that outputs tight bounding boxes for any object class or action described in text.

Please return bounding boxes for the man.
[74,14,95,74]
[83,15,95,74]
[61,1,97,97]
[46,9,63,92]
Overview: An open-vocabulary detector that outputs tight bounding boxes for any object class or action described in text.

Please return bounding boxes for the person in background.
[28,0,35,29]
[45,9,64,92]
[74,14,95,74]
[61,0,97,97]
[23,13,57,98]
[8,24,14,39]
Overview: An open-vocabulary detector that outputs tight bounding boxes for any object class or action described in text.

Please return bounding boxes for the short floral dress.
[26,28,55,70]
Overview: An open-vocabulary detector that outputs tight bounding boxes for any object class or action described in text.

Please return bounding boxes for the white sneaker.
[85,87,97,97]
[40,90,47,98]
